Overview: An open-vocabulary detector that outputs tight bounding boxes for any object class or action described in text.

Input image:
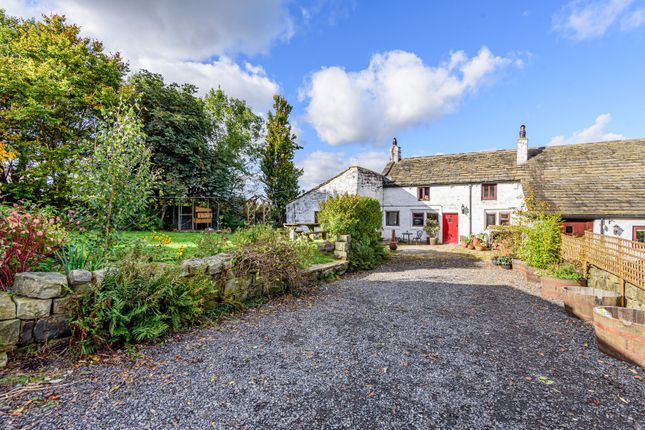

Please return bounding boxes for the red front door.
[442,213,459,244]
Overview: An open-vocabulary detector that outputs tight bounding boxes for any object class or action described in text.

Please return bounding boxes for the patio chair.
[412,230,424,244]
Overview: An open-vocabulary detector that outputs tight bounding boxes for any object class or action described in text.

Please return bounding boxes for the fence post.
[617,238,626,306]
[582,231,590,278]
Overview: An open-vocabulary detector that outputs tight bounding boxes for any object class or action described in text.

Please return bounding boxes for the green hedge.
[318,194,385,270]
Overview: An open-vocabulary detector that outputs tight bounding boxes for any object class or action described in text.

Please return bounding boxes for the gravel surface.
[2,249,644,429]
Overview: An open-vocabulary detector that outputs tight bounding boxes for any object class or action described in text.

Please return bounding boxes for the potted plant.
[464,234,475,249]
[389,229,398,251]
[474,233,488,251]
[496,255,512,269]
[472,235,480,247]
[423,217,439,245]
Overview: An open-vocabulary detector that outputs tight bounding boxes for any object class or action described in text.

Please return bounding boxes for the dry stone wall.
[587,265,645,310]
[0,269,104,367]
[1,244,350,368]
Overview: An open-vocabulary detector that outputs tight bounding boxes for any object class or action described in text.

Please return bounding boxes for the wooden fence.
[561,231,645,292]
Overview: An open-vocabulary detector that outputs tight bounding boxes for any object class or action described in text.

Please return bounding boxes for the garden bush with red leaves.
[0,203,66,290]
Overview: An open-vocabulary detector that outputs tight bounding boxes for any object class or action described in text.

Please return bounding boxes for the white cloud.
[553,0,638,40]
[547,113,624,146]
[137,58,279,112]
[301,47,518,146]
[621,8,645,29]
[297,150,389,190]
[4,0,289,111]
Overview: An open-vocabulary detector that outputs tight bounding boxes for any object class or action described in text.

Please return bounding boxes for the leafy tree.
[0,11,126,206]
[72,100,156,249]
[260,95,302,225]
[203,88,263,225]
[129,71,211,200]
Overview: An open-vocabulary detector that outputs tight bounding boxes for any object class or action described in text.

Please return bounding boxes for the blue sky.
[4,0,645,189]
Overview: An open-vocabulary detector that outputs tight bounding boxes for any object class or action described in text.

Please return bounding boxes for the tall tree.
[203,88,263,202]
[71,100,156,249]
[129,71,211,200]
[0,11,126,206]
[260,95,302,225]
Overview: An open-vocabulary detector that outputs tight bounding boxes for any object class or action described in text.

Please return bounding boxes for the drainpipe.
[468,184,473,235]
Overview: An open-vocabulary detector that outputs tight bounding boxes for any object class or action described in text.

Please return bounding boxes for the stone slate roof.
[382,139,645,218]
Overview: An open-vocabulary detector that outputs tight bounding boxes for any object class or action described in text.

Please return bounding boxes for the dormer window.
[417,186,430,201]
[482,183,497,201]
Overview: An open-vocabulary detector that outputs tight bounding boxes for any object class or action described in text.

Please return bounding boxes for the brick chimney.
[517,125,528,165]
[390,137,401,163]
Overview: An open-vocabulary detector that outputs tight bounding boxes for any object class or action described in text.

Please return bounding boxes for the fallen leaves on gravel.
[537,376,554,385]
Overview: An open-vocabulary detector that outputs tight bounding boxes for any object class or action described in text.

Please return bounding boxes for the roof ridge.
[400,138,645,161]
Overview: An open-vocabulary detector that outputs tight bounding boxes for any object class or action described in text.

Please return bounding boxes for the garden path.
[2,248,645,429]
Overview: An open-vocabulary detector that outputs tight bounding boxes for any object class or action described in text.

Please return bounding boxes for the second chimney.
[517,125,528,165]
[390,137,401,163]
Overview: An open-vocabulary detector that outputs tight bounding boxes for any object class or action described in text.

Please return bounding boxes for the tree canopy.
[260,95,302,225]
[0,12,126,206]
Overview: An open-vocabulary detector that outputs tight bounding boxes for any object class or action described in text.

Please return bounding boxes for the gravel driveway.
[2,249,644,429]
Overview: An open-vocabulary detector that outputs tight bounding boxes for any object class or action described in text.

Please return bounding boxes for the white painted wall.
[381,182,524,242]
[286,167,383,224]
[592,218,645,241]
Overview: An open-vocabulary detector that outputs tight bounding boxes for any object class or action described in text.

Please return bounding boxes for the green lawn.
[121,230,235,261]
[120,230,335,265]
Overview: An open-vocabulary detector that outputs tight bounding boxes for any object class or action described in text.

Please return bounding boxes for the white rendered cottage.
[286,128,645,244]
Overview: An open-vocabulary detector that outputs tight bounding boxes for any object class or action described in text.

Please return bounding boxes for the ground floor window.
[485,213,496,228]
[386,211,400,226]
[634,226,645,242]
[412,212,424,226]
[485,210,512,228]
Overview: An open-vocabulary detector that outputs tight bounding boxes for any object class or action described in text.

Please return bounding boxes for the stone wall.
[587,265,645,310]
[1,247,350,368]
[0,269,103,367]
[181,252,349,302]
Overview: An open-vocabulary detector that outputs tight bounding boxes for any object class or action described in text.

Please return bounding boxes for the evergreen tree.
[260,95,302,225]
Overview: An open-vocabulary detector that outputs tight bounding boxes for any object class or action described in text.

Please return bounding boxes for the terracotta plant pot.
[592,306,645,367]
[462,241,469,248]
[562,287,621,321]
[540,276,586,300]
[429,237,437,245]
[468,243,475,250]
[389,241,397,251]
[472,237,481,247]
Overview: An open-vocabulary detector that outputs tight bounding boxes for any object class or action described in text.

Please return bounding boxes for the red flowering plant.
[0,202,67,290]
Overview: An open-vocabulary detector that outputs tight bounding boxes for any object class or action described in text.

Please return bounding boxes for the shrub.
[537,263,583,281]
[0,203,66,290]
[234,238,309,292]
[516,196,562,269]
[317,194,385,270]
[489,226,521,256]
[67,260,216,354]
[195,231,232,257]
[56,231,107,273]
[236,223,284,245]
